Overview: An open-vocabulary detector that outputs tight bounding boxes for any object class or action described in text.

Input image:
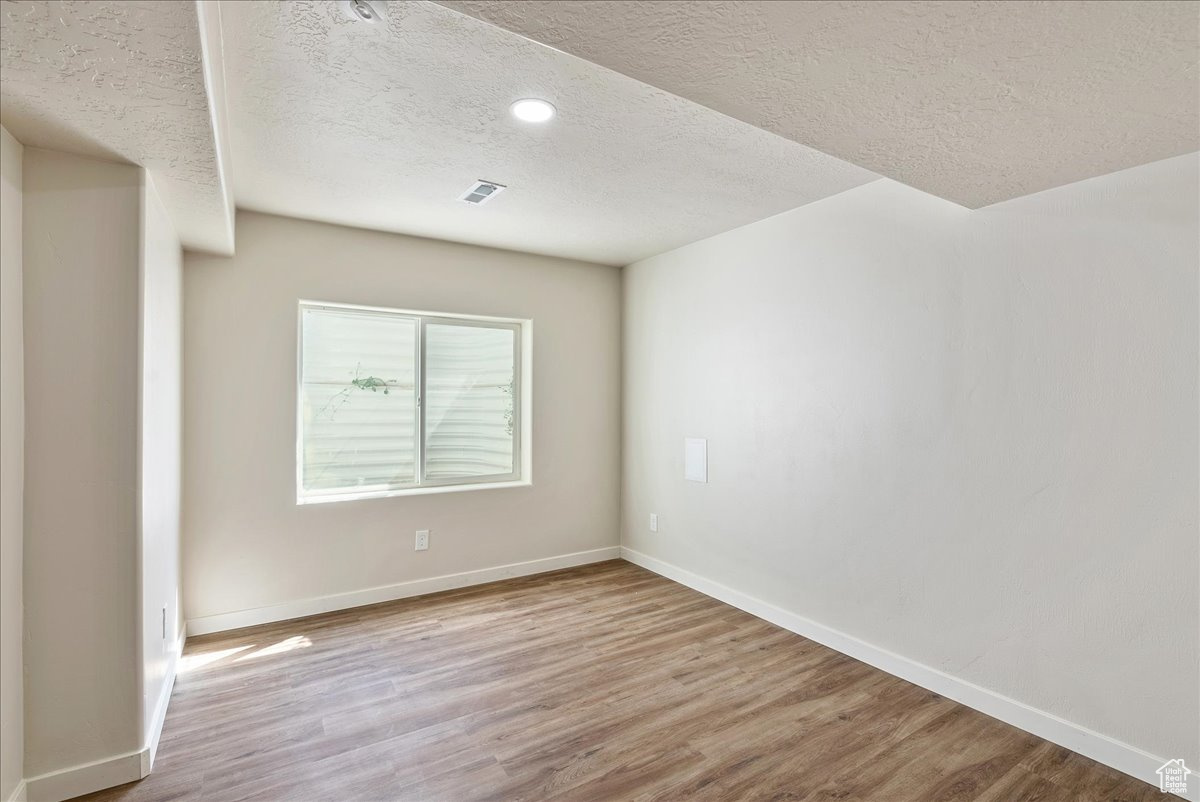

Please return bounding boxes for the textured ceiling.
[0,0,233,253]
[438,0,1200,208]
[4,1,1193,262]
[217,0,876,266]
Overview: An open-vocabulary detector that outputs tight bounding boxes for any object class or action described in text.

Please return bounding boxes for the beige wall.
[22,149,141,778]
[622,154,1198,765]
[138,174,183,758]
[1,125,25,802]
[182,212,621,622]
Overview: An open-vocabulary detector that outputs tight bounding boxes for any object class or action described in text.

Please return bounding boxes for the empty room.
[0,1,1197,800]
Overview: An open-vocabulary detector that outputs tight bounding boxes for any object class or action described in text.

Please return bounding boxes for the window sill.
[297,478,531,506]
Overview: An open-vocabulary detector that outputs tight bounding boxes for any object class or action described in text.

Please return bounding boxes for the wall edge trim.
[23,752,142,802]
[143,633,182,773]
[619,547,1189,800]
[23,632,180,802]
[186,546,622,637]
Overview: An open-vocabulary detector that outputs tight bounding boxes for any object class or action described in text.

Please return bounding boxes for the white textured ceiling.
[0,0,233,253]
[438,0,1200,209]
[218,0,876,266]
[4,1,1195,262]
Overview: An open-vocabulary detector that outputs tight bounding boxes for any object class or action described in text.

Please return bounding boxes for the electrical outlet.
[650,513,658,532]
[415,529,430,551]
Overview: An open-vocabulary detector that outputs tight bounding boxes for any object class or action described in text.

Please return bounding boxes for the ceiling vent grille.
[459,180,506,205]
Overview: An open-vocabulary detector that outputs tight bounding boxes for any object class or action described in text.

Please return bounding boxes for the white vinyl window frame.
[296,300,532,505]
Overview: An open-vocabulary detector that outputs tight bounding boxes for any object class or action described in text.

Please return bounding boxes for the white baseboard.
[23,750,143,802]
[620,547,1191,801]
[24,550,620,800]
[23,629,184,802]
[187,546,622,636]
[144,631,182,772]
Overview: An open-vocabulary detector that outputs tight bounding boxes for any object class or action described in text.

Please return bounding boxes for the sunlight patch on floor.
[234,635,313,662]
[179,644,253,673]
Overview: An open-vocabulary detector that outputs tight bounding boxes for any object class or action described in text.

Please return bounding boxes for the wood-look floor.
[77,561,1157,802]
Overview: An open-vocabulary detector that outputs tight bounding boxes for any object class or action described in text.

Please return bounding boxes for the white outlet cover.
[685,438,707,483]
[650,513,658,532]
[415,529,430,551]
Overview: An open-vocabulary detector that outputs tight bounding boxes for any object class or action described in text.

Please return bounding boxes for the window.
[297,301,526,503]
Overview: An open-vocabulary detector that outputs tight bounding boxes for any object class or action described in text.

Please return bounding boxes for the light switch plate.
[685,438,707,482]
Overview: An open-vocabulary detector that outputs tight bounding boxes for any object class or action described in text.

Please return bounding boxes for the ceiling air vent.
[459,180,506,205]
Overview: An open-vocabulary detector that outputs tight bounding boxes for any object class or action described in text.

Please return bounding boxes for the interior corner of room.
[0,1,1197,801]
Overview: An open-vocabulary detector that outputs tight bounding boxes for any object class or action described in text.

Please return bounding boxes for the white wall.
[19,150,182,800]
[138,174,182,760]
[182,212,621,623]
[622,154,1198,767]
[22,149,142,779]
[1,125,25,802]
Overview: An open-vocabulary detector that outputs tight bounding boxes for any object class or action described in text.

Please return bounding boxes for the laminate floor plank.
[72,561,1156,801]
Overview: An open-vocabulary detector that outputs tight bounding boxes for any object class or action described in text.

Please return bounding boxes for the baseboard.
[143,631,182,773]
[22,750,143,802]
[5,780,26,802]
[24,627,184,802]
[620,547,1192,801]
[187,546,622,636]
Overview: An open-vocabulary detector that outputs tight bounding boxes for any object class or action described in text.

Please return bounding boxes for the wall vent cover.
[458,180,506,205]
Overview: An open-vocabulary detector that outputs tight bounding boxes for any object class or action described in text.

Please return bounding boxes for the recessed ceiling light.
[339,0,387,24]
[510,99,556,124]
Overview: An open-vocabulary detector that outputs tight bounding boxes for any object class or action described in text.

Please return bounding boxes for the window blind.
[300,308,418,494]
[424,323,516,480]
[298,303,521,502]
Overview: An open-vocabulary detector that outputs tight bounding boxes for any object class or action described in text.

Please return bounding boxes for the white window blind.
[424,323,517,480]
[298,303,522,503]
